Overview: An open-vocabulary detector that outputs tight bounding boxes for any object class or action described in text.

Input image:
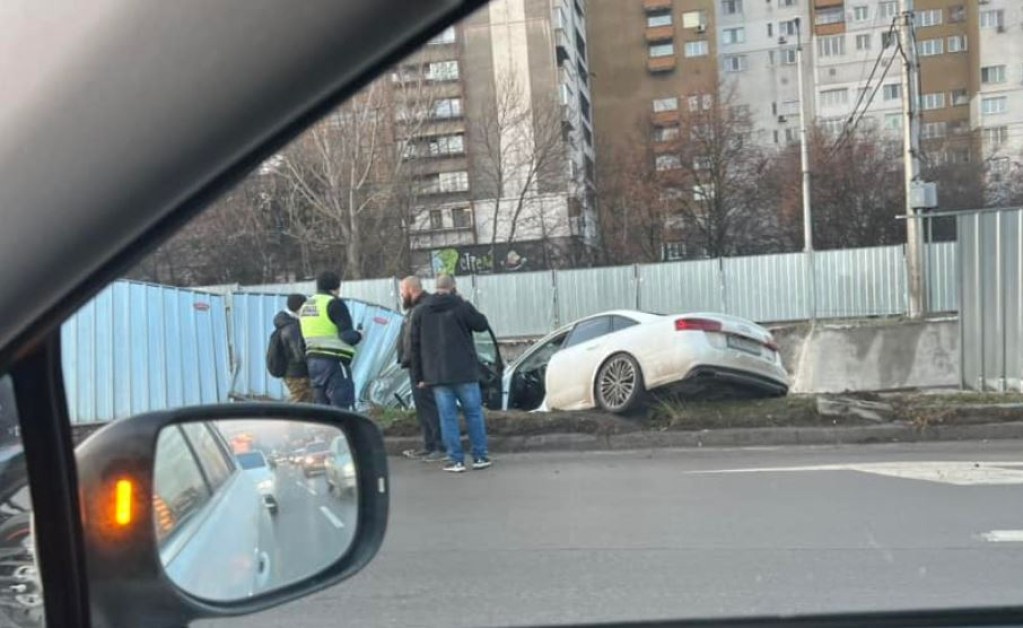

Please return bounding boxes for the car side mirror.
[75,403,389,627]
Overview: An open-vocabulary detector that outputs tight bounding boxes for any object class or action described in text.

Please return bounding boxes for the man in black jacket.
[300,271,363,410]
[397,276,444,461]
[274,293,313,403]
[410,274,491,473]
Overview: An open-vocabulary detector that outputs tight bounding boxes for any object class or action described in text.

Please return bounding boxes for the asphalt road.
[266,464,357,589]
[205,441,1023,628]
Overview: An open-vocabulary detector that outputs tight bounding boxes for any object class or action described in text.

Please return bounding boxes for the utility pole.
[795,17,816,320]
[899,0,924,319]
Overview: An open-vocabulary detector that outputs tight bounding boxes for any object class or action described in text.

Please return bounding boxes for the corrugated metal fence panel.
[926,241,958,313]
[555,266,637,324]
[723,253,810,322]
[637,260,722,315]
[813,246,906,318]
[342,279,398,309]
[232,281,315,295]
[474,272,556,338]
[61,280,230,424]
[228,293,404,406]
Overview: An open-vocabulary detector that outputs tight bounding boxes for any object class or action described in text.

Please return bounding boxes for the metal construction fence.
[215,243,959,338]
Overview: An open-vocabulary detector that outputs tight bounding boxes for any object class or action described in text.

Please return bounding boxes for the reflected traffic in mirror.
[153,419,357,602]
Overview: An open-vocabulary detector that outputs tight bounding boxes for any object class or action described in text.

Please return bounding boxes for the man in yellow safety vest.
[299,271,362,409]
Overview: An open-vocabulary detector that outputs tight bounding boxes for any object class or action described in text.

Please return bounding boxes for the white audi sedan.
[503,310,789,414]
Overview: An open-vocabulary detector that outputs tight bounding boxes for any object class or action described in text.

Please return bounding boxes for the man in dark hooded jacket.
[409,274,492,473]
[274,293,313,403]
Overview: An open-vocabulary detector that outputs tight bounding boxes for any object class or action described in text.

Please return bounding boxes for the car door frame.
[476,326,504,411]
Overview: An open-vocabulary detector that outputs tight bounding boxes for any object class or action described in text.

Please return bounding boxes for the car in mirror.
[75,403,388,626]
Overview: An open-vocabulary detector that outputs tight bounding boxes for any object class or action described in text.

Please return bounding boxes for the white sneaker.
[443,461,466,473]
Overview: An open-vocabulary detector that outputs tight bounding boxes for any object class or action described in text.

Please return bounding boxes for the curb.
[383,421,1023,456]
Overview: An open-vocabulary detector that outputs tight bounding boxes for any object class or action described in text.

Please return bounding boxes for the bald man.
[396,276,444,461]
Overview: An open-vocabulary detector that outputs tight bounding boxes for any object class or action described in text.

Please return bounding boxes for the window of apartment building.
[576,59,588,86]
[779,48,798,65]
[884,113,902,132]
[779,19,799,37]
[983,126,1009,147]
[917,38,943,57]
[883,83,901,101]
[693,156,712,171]
[702,94,714,110]
[662,242,686,262]
[821,118,845,136]
[982,65,1007,84]
[583,124,593,147]
[982,96,1008,115]
[579,93,591,122]
[980,10,1004,28]
[574,0,583,18]
[855,34,871,51]
[785,127,799,144]
[921,92,945,110]
[949,119,969,135]
[721,0,743,16]
[426,60,459,81]
[653,126,681,142]
[656,154,682,171]
[948,5,965,23]
[881,31,896,48]
[767,22,774,37]
[647,11,672,28]
[429,210,444,230]
[439,171,470,192]
[947,35,967,53]
[817,35,845,58]
[722,27,745,45]
[878,1,898,19]
[921,121,947,139]
[815,7,844,25]
[951,89,969,106]
[780,0,798,7]
[819,88,849,108]
[433,98,462,119]
[917,9,942,27]
[451,208,471,229]
[853,5,869,21]
[682,11,706,29]
[693,183,715,202]
[649,42,675,58]
[428,134,465,156]
[429,26,456,45]
[653,97,679,112]
[575,29,587,61]
[688,95,700,112]
[723,55,747,72]
[731,104,751,119]
[684,41,710,57]
[559,83,572,105]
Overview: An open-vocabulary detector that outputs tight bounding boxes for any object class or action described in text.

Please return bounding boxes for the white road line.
[319,506,345,529]
[981,530,1023,543]
[295,481,317,496]
[689,462,1023,486]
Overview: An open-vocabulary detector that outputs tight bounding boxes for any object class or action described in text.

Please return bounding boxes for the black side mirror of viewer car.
[75,403,389,628]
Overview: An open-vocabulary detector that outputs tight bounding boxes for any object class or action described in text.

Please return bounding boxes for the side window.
[474,330,499,366]
[180,423,235,491]
[519,332,570,371]
[612,315,640,332]
[153,426,212,544]
[562,316,613,348]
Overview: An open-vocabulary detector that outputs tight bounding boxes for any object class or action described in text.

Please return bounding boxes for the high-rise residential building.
[400,0,597,276]
[975,0,1023,164]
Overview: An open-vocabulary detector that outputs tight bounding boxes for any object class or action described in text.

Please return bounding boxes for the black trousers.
[409,372,442,453]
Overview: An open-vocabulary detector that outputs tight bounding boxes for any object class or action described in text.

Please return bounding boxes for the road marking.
[981,530,1023,543]
[319,506,345,529]
[689,462,1023,486]
[296,481,317,496]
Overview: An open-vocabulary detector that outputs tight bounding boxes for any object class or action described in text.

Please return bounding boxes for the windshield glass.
[63,0,1023,626]
[235,452,266,470]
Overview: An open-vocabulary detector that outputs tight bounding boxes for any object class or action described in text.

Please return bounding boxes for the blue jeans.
[433,383,488,464]
[307,357,355,410]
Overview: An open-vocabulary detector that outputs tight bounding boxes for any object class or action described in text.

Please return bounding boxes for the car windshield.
[54,1,1023,627]
[235,452,266,470]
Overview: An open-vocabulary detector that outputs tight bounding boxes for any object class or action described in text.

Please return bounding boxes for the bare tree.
[594,141,672,264]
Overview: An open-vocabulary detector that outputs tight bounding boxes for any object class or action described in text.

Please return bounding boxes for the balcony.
[814,0,843,7]
[644,0,672,12]
[651,109,680,126]
[645,25,675,42]
[647,55,676,73]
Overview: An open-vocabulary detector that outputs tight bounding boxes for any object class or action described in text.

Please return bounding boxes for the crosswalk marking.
[689,462,1023,486]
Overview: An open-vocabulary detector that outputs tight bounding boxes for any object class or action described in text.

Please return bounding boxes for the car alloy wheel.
[596,353,644,414]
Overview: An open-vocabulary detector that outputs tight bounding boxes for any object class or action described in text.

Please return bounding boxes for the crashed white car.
[501,310,789,414]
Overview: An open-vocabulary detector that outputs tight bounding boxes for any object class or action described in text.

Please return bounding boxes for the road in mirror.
[153,419,357,602]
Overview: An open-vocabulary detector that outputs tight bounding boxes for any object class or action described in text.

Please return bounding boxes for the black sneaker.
[443,461,466,473]
[472,457,492,470]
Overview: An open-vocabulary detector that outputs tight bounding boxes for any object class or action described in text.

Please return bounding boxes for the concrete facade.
[974,0,1023,162]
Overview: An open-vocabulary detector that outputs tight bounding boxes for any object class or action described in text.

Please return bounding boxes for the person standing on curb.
[300,271,362,410]
[409,274,491,473]
[397,276,445,462]
[273,293,314,403]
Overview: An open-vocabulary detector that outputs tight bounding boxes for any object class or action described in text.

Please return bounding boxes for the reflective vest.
[299,294,356,361]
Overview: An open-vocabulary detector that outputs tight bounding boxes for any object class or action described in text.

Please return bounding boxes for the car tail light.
[675,318,723,332]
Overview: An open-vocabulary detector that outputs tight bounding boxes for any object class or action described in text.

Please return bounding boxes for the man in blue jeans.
[299,271,362,410]
[409,274,491,473]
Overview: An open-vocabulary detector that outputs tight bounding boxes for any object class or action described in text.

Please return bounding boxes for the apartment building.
[975,0,1023,165]
[400,0,597,276]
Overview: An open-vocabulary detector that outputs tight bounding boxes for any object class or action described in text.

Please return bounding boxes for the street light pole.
[795,18,816,320]
[899,0,925,319]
